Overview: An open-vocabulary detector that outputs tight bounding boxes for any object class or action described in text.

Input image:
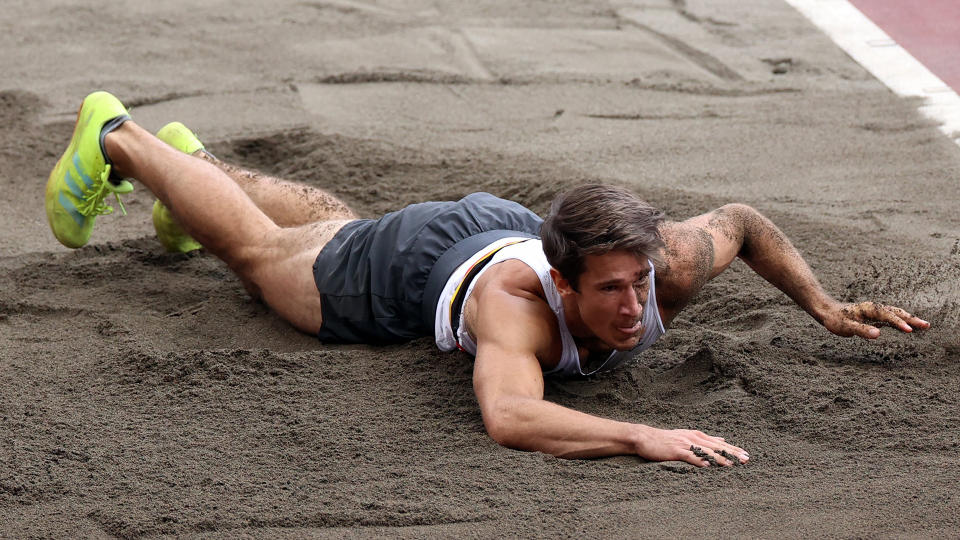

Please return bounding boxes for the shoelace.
[76,164,127,217]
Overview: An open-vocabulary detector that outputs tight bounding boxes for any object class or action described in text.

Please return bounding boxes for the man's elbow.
[481,399,528,450]
[721,202,758,219]
[721,203,765,257]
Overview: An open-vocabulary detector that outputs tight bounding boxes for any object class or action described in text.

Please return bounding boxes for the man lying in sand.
[46,92,929,468]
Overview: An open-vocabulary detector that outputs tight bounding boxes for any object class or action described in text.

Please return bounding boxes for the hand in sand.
[636,427,749,467]
[821,301,930,339]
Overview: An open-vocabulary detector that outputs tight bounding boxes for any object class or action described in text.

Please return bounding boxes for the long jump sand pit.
[1,0,958,537]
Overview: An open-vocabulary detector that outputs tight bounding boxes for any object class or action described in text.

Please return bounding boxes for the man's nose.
[620,289,642,318]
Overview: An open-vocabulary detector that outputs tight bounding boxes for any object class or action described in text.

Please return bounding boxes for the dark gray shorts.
[312,192,542,344]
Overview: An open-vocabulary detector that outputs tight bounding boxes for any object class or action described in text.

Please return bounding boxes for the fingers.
[688,432,749,467]
[685,447,710,468]
[886,306,931,330]
[867,303,912,333]
[686,445,747,467]
[847,303,930,338]
[699,434,748,463]
[652,427,750,468]
[908,317,930,329]
[837,318,879,339]
[833,304,874,338]
[856,322,881,339]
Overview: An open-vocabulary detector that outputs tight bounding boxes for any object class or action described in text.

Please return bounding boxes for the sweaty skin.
[465,203,928,468]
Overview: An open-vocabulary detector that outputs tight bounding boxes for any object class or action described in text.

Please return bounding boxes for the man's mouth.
[617,320,642,335]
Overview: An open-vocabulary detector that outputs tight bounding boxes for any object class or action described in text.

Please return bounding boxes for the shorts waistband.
[420,229,538,330]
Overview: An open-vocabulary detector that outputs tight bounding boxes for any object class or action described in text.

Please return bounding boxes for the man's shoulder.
[469,260,552,323]
[466,261,559,352]
[482,258,547,297]
[656,221,715,306]
[659,221,713,272]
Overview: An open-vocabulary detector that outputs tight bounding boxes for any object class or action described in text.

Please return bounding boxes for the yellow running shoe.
[156,121,205,155]
[152,122,205,253]
[45,91,134,248]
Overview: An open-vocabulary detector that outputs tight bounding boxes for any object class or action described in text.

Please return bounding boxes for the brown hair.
[540,184,665,289]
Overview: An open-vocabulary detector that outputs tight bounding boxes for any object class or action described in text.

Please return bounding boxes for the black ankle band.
[99,114,130,184]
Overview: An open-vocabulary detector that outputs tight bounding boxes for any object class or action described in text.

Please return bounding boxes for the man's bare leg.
[193,151,356,228]
[104,120,342,334]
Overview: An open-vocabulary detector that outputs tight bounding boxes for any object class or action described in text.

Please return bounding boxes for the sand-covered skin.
[2,0,959,537]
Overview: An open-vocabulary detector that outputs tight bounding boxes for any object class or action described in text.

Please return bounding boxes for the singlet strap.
[449,239,531,349]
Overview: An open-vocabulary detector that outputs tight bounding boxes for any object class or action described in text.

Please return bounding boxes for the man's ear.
[550,268,575,297]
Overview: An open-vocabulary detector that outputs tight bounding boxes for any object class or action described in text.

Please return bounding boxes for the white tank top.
[434,239,666,376]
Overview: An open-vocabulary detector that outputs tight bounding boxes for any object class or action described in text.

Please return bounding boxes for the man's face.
[559,250,651,351]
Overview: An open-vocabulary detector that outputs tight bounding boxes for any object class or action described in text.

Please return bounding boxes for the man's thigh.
[248,219,354,334]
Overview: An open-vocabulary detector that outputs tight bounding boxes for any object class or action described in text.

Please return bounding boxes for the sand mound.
[5,115,958,535]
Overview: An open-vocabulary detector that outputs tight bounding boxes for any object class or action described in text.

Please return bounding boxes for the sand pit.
[2,0,959,537]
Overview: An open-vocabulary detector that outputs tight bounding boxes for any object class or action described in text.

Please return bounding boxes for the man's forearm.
[483,395,749,466]
[736,206,837,321]
[484,395,643,458]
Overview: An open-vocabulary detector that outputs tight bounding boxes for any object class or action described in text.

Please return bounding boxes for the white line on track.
[785,0,960,147]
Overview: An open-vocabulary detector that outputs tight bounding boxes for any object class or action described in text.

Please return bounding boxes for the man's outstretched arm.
[673,203,929,338]
[471,291,748,466]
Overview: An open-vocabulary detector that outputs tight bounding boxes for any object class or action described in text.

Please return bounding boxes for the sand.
[2,0,959,537]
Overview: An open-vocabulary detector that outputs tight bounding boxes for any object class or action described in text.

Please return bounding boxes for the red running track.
[849,0,960,92]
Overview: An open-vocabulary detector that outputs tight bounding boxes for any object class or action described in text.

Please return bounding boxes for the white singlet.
[434,239,666,376]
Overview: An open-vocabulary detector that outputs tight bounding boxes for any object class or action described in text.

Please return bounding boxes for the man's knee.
[221,234,287,285]
[238,276,264,301]
[241,248,324,334]
[222,249,267,290]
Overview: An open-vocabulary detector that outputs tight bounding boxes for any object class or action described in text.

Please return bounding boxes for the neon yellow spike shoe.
[156,121,206,155]
[45,91,134,248]
[151,200,202,253]
[152,122,205,253]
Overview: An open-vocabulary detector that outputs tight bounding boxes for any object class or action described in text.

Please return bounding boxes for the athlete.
[46,92,930,468]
